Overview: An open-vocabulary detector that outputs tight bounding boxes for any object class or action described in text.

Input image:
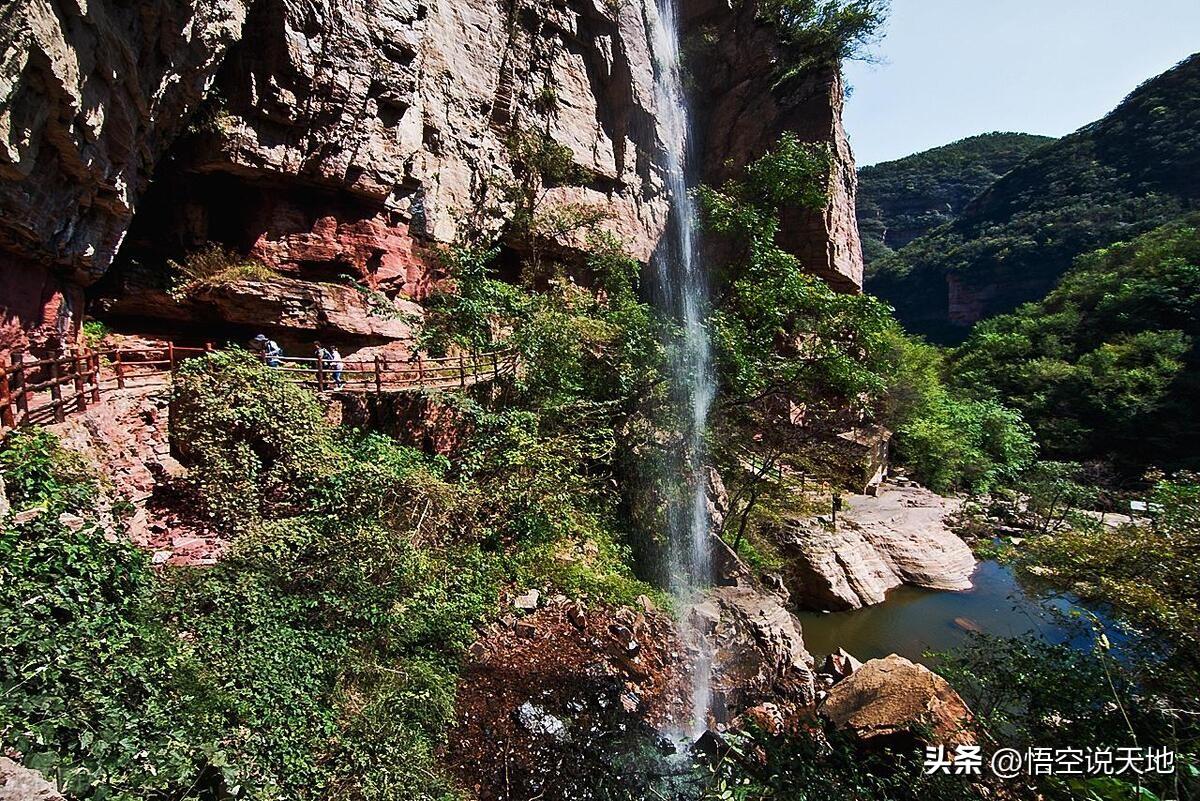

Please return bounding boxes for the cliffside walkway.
[0,342,517,439]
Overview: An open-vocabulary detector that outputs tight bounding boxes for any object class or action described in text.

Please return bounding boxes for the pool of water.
[794,560,1129,664]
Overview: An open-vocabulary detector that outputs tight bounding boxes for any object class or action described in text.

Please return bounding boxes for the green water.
[794,560,1125,664]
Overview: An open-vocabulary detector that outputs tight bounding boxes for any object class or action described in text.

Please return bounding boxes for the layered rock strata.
[778,482,976,611]
[1,0,674,353]
[1,0,864,355]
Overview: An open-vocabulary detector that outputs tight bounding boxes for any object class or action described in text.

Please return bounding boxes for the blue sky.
[843,0,1200,166]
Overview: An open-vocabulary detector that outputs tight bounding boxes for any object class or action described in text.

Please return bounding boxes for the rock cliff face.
[1,0,862,354]
[683,0,864,292]
[0,0,248,351]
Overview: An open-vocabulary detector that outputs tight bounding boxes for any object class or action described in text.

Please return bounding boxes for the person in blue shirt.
[253,334,282,367]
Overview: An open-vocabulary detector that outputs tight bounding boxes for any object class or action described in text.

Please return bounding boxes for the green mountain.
[857,132,1055,266]
[868,53,1200,343]
[952,213,1200,471]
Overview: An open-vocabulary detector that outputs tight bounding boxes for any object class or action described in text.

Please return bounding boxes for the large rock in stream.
[705,583,818,724]
[778,482,976,611]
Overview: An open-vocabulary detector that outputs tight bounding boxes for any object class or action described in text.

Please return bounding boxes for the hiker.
[328,345,344,388]
[314,342,344,388]
[253,334,282,367]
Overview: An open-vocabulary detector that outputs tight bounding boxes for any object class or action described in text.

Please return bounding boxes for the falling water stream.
[646,0,717,739]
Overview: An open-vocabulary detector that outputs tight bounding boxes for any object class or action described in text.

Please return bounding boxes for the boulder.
[515,702,567,742]
[566,601,588,630]
[513,589,541,612]
[706,584,817,724]
[779,483,975,610]
[688,600,721,635]
[11,508,45,526]
[710,533,754,587]
[821,648,863,683]
[819,654,974,747]
[0,757,65,801]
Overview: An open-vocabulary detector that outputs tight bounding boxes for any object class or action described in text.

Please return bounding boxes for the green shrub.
[2,412,497,798]
[937,633,1198,801]
[165,517,498,800]
[80,320,110,349]
[420,243,527,352]
[171,350,339,533]
[951,215,1200,472]
[1020,472,1200,653]
[893,389,1036,494]
[699,725,976,801]
[699,134,1034,494]
[0,431,224,800]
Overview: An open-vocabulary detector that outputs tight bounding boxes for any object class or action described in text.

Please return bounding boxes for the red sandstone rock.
[684,1,864,292]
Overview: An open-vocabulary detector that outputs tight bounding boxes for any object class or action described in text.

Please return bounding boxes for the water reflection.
[794,560,1131,664]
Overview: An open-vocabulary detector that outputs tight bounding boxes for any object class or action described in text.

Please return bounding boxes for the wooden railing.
[271,349,518,393]
[0,344,517,439]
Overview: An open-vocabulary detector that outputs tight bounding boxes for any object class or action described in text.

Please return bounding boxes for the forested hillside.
[952,213,1200,472]
[857,132,1054,266]
[869,53,1200,342]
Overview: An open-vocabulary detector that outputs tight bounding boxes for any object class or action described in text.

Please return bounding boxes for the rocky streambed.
[441,478,1137,798]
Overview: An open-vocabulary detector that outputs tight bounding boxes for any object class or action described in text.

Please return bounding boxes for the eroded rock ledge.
[1,0,864,357]
[777,482,976,611]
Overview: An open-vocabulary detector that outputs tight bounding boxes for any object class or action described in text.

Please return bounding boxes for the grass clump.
[169,243,276,299]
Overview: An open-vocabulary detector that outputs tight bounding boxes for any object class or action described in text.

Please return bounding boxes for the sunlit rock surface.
[819,654,974,747]
[778,482,975,611]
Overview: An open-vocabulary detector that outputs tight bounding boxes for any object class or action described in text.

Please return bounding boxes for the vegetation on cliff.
[869,53,1200,341]
[0,338,669,799]
[857,132,1055,266]
[0,403,494,799]
[756,0,888,88]
[697,134,1035,497]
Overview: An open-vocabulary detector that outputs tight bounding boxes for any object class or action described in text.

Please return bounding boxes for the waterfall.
[646,0,717,738]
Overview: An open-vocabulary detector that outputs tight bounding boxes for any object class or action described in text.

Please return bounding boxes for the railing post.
[472,350,480,384]
[374,356,383,393]
[416,353,424,385]
[12,353,27,417]
[0,367,14,431]
[115,350,126,389]
[459,353,466,389]
[316,353,326,391]
[167,342,176,372]
[74,351,87,411]
[89,352,100,403]
[50,357,65,423]
[492,351,498,377]
[205,341,215,353]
